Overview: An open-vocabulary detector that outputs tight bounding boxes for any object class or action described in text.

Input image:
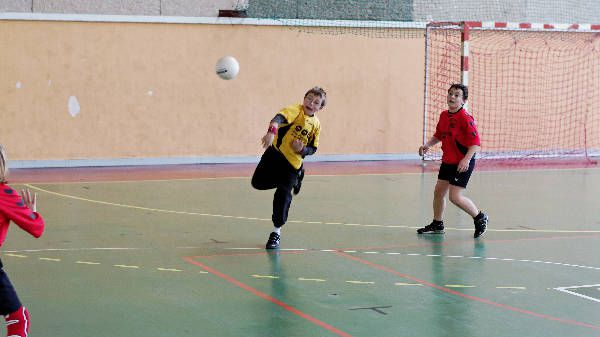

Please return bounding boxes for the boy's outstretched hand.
[20,189,37,212]
[261,132,275,148]
[418,145,429,157]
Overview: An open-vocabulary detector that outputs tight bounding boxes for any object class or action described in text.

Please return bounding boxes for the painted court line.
[4,253,27,258]
[348,250,600,271]
[2,247,150,253]
[346,280,374,285]
[251,274,279,279]
[554,284,600,303]
[183,256,354,337]
[395,282,423,286]
[335,251,600,331]
[157,268,182,272]
[298,277,327,282]
[114,264,140,269]
[76,261,101,265]
[24,184,600,234]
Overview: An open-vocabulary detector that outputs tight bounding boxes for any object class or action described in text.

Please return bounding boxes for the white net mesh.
[424,23,600,161]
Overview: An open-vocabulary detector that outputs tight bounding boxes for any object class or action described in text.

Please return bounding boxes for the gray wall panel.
[33,0,160,15]
[1,1,599,24]
[162,0,246,17]
[0,0,31,12]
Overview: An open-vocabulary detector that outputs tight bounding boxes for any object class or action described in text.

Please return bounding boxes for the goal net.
[424,22,600,162]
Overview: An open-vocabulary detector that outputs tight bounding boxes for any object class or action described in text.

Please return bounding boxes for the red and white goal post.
[423,21,600,163]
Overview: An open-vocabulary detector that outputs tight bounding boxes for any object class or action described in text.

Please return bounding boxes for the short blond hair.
[0,144,7,183]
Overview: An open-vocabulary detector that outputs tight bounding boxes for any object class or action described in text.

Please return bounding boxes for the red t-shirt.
[0,183,45,247]
[433,108,481,164]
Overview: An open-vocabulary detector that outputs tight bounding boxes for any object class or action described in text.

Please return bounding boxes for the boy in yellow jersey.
[252,87,326,249]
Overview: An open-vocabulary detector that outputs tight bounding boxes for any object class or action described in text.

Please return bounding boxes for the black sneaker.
[474,212,488,238]
[293,168,304,195]
[265,232,281,249]
[417,221,445,234]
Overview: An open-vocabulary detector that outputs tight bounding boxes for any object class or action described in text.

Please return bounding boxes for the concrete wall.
[0,0,248,17]
[248,0,412,21]
[249,0,600,24]
[2,1,598,166]
[2,1,598,23]
[0,19,423,163]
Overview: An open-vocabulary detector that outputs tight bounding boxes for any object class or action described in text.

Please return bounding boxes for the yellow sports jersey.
[272,104,321,169]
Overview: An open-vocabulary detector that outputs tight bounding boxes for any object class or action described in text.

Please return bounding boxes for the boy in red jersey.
[418,84,488,238]
[0,144,45,337]
[252,87,325,249]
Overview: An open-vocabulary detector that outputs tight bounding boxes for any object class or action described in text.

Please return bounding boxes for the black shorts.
[0,258,22,315]
[251,146,301,191]
[438,158,476,188]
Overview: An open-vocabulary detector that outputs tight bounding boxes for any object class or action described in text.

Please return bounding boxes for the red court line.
[183,256,354,337]
[9,158,597,183]
[190,250,310,259]
[335,251,600,331]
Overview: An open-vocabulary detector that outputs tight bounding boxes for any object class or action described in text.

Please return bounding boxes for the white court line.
[342,250,600,271]
[6,246,600,272]
[554,284,600,303]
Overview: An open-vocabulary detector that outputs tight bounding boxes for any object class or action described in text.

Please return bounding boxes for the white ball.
[215,56,239,80]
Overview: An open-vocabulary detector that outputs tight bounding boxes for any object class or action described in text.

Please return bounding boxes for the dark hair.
[449,83,468,101]
[305,86,327,108]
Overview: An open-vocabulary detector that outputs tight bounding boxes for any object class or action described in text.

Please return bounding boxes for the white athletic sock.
[272,227,281,235]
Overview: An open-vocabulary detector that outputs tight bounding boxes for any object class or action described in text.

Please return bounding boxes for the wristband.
[267,126,277,134]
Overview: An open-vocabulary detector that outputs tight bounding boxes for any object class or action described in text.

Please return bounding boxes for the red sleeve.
[0,185,45,238]
[433,110,447,140]
[458,112,481,147]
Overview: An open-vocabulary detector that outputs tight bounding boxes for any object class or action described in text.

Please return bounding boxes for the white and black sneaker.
[417,221,445,234]
[265,232,281,249]
[474,212,488,238]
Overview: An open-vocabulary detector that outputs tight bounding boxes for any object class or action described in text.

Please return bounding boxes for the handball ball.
[215,56,239,80]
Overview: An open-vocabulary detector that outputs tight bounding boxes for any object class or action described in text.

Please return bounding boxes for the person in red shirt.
[418,84,488,238]
[0,144,45,337]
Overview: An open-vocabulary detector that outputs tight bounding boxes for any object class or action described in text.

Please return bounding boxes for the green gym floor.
[1,161,599,337]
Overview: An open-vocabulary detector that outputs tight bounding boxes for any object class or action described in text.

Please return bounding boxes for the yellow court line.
[298,277,327,282]
[445,284,477,288]
[24,184,600,233]
[25,184,268,219]
[14,164,600,187]
[157,268,182,272]
[251,274,279,279]
[4,253,27,258]
[114,264,140,269]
